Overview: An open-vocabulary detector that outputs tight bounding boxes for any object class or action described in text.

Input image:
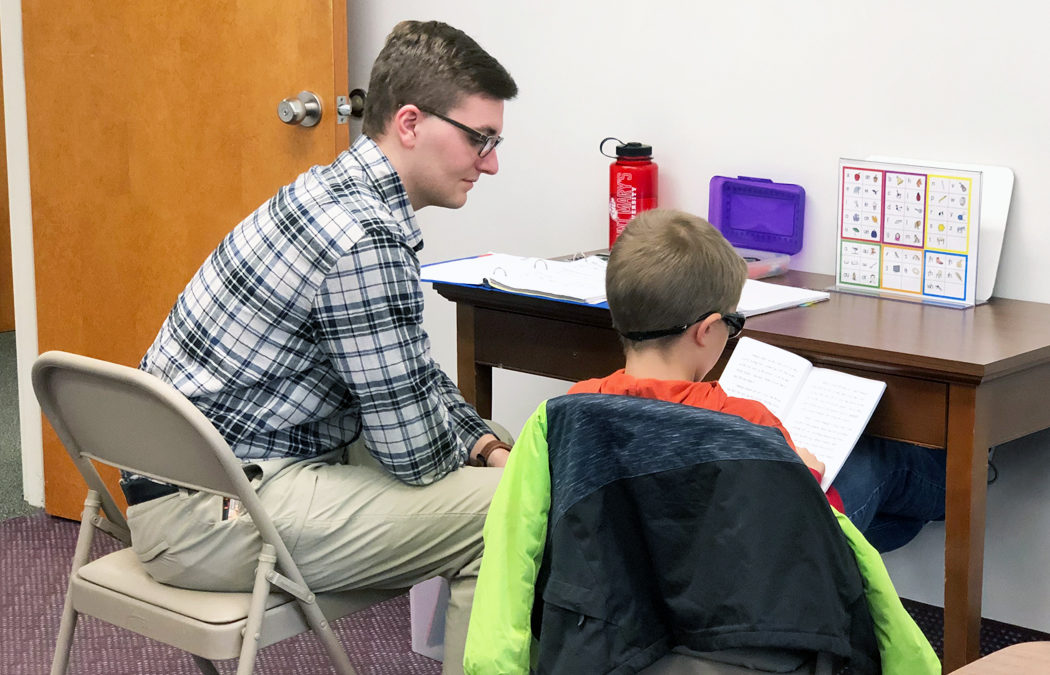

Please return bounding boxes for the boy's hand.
[795,446,825,478]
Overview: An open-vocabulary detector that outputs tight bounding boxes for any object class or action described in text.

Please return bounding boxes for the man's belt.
[119,476,179,505]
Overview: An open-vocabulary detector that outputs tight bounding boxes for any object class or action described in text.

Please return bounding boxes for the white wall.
[1,0,44,508]
[348,1,1050,631]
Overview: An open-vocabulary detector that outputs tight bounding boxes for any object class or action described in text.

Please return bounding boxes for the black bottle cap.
[616,142,652,158]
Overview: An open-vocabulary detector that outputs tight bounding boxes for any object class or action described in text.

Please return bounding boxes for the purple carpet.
[5,511,1049,673]
[0,511,442,674]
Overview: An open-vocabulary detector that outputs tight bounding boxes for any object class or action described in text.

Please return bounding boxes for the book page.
[717,337,812,420]
[487,256,607,304]
[782,368,886,490]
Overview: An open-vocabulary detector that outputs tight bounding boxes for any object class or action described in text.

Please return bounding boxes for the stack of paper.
[737,279,829,317]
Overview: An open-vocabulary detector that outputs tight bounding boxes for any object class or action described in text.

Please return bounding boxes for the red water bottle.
[601,137,658,247]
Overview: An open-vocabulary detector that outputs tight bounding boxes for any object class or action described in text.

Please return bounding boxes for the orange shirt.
[569,370,844,513]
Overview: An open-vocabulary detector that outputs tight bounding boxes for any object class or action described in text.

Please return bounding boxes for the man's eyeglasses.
[619,311,746,342]
[418,107,503,158]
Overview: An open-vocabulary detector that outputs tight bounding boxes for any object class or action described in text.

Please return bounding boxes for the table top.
[433,270,1050,385]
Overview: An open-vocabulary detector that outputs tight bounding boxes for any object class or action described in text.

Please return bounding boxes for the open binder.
[421,253,608,305]
[421,252,829,316]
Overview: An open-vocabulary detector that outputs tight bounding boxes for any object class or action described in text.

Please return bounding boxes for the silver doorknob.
[277,91,322,127]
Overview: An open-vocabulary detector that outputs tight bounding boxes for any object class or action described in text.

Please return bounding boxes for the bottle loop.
[599,137,624,159]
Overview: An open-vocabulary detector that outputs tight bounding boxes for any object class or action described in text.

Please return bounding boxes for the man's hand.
[470,433,512,467]
[483,447,511,468]
[795,445,825,478]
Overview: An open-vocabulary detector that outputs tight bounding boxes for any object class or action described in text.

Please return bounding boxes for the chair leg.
[49,602,79,675]
[237,542,359,675]
[253,543,358,675]
[297,598,357,675]
[192,654,222,675]
[236,544,278,675]
[51,491,103,675]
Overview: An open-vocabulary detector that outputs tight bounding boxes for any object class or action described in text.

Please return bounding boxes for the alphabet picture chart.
[836,159,982,307]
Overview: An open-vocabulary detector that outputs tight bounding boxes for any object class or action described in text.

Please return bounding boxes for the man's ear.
[391,105,423,149]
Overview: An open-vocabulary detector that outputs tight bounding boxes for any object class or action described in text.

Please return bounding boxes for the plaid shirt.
[141,135,490,485]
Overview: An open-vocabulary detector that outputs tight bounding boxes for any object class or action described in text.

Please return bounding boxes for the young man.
[571,208,946,552]
[123,20,517,674]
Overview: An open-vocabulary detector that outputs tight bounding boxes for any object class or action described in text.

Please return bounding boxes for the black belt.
[120,476,179,505]
[120,464,259,506]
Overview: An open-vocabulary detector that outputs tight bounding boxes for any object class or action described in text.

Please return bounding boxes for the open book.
[718,337,886,490]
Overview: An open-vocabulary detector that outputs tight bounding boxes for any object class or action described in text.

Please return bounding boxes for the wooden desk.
[435,270,1050,672]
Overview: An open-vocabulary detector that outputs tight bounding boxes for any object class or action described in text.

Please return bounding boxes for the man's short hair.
[362,20,518,138]
[606,209,747,348]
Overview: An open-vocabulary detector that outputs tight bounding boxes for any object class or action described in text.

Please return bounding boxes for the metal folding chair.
[33,350,404,674]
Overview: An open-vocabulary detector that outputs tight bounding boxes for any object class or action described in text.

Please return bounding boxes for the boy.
[465,207,941,672]
[572,208,844,510]
[572,208,947,547]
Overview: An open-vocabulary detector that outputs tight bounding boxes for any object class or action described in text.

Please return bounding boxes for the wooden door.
[22,1,349,519]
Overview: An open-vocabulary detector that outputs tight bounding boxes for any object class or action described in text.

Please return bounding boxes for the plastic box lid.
[708,176,805,255]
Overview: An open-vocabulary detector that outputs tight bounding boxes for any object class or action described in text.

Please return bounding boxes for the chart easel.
[837,158,986,307]
[866,156,1014,303]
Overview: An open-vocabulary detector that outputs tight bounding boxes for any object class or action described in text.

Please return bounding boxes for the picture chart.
[836,159,982,307]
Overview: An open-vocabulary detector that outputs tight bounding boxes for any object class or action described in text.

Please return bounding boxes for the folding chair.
[32,350,406,675]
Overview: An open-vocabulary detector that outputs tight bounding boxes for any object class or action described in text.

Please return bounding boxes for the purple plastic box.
[708,176,806,255]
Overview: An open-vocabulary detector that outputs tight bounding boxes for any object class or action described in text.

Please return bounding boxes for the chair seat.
[952,641,1050,674]
[72,547,405,660]
[77,549,291,623]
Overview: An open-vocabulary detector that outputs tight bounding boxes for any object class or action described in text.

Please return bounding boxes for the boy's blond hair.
[606,209,747,348]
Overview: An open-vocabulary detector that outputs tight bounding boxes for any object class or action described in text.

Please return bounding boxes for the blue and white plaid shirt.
[141,135,490,485]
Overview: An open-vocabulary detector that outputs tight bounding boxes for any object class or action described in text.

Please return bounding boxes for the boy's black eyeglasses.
[418,107,503,158]
[619,311,746,342]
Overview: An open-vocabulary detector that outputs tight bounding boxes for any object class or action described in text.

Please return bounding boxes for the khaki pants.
[127,424,510,675]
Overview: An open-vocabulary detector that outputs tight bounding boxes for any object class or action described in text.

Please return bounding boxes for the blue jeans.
[830,436,947,553]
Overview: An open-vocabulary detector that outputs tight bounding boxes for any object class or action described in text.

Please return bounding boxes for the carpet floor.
[1,512,441,674]
[4,510,1048,673]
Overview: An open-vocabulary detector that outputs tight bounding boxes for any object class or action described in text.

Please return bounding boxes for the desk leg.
[455,303,493,418]
[942,384,989,673]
